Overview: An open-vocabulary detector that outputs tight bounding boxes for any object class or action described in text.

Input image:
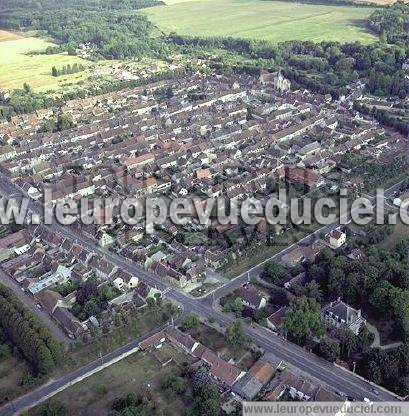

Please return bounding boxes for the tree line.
[0,284,63,375]
[368,2,409,45]
[0,67,186,120]
[51,63,85,77]
[354,101,408,136]
[169,33,407,99]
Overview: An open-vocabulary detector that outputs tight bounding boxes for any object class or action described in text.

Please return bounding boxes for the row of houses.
[140,325,340,403]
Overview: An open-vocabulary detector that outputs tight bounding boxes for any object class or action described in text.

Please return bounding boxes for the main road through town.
[0,174,404,415]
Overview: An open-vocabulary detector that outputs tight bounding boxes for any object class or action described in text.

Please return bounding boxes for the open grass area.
[0,30,91,93]
[59,305,178,373]
[164,0,398,3]
[143,0,378,44]
[29,346,193,416]
[0,356,33,405]
[378,218,409,250]
[223,222,322,278]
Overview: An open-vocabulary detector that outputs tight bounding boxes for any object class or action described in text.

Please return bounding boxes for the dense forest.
[0,0,168,60]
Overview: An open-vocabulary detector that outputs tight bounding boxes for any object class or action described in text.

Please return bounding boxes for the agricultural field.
[143,0,378,43]
[0,31,91,93]
[0,29,24,42]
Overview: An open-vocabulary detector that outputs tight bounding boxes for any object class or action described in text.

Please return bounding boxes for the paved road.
[204,182,405,302]
[0,175,402,415]
[171,292,397,402]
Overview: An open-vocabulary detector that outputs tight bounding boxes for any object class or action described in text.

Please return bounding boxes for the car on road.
[371,388,379,395]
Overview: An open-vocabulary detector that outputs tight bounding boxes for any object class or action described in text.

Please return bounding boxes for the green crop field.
[143,0,378,44]
[0,31,91,93]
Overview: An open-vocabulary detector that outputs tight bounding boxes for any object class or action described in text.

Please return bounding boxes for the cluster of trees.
[226,319,247,349]
[316,324,374,362]
[169,32,407,98]
[367,67,406,98]
[0,89,61,120]
[0,329,12,362]
[38,113,75,133]
[368,2,409,45]
[222,296,245,318]
[306,240,409,343]
[0,284,63,375]
[162,366,223,416]
[358,346,409,396]
[0,0,168,60]
[146,294,176,325]
[153,86,174,102]
[51,63,85,77]
[190,367,222,416]
[283,296,325,345]
[261,260,287,285]
[110,392,153,416]
[38,401,67,416]
[163,360,223,416]
[180,314,200,332]
[280,41,406,99]
[163,374,188,395]
[71,278,119,321]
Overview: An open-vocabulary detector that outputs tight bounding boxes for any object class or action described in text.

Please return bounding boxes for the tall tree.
[283,296,325,345]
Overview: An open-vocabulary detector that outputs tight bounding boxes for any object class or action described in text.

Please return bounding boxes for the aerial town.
[0,0,409,414]
[0,65,408,415]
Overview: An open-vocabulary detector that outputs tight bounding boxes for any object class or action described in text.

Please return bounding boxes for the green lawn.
[0,31,91,92]
[0,356,33,406]
[143,0,378,43]
[378,218,409,250]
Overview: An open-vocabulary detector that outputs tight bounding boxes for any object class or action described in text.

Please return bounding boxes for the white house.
[322,298,366,335]
[99,232,115,247]
[328,228,346,249]
[113,277,124,291]
[29,265,72,294]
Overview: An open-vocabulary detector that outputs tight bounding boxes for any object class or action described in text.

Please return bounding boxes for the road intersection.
[0,174,404,415]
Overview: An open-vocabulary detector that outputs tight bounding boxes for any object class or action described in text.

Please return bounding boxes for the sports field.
[143,0,378,44]
[0,31,90,92]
